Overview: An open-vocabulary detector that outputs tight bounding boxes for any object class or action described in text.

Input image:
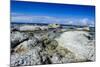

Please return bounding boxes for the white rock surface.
[14,38,38,53]
[40,26,48,30]
[19,25,41,31]
[11,32,28,43]
[11,49,41,66]
[11,30,95,66]
[55,31,95,61]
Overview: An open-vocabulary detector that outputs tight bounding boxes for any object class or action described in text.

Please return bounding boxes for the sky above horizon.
[11,1,95,26]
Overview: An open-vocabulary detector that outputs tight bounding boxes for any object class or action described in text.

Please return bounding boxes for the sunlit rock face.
[19,25,41,31]
[55,31,95,62]
[11,32,29,49]
[10,25,95,66]
[18,25,48,31]
[11,49,42,66]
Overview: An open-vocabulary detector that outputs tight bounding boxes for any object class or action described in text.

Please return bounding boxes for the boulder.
[19,25,41,31]
[13,37,39,54]
[11,49,41,66]
[55,31,95,61]
[11,32,29,49]
[40,26,48,30]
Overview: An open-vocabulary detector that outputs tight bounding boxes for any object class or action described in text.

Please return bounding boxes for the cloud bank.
[11,13,95,27]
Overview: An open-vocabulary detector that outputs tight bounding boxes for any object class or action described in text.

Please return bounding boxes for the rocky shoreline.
[10,24,95,66]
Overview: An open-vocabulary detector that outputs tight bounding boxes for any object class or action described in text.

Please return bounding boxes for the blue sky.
[11,1,95,26]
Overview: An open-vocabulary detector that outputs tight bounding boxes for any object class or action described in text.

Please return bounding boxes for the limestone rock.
[19,25,41,31]
[11,32,29,49]
[55,31,95,61]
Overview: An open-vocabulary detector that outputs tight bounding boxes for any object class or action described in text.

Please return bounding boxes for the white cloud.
[11,13,95,26]
[11,16,33,22]
[79,18,95,27]
[80,18,89,25]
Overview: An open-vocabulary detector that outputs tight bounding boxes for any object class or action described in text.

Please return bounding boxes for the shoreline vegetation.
[11,23,95,66]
